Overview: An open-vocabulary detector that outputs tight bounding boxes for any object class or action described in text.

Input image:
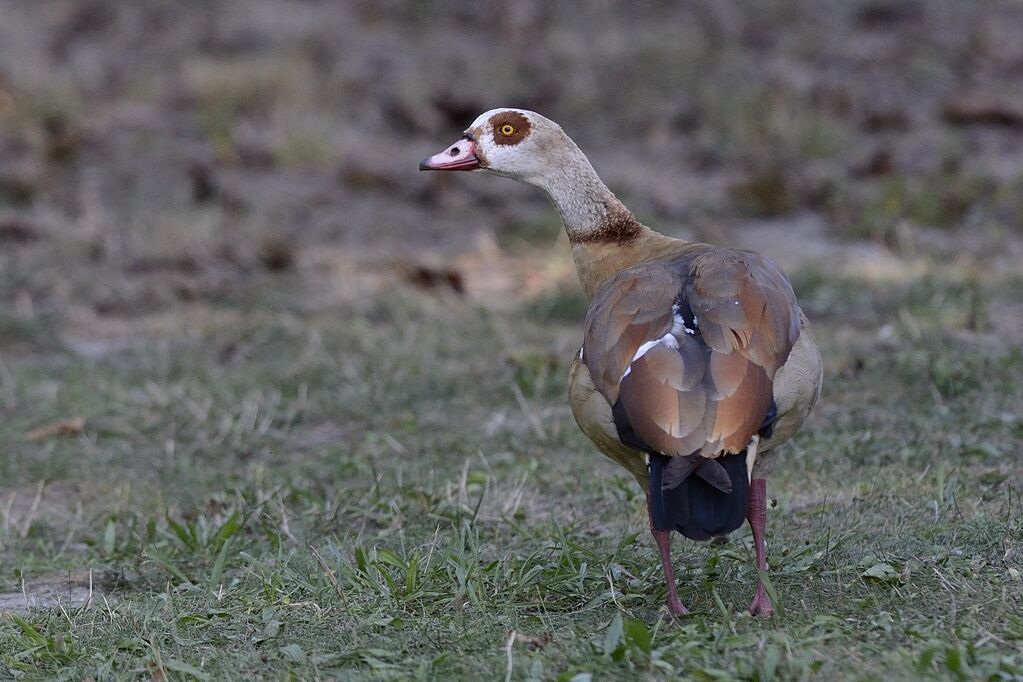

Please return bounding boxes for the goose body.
[421,108,822,616]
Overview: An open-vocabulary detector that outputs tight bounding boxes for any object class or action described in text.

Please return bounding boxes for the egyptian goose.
[420,109,823,616]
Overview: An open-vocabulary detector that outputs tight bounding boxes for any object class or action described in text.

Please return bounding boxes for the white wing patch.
[671,302,697,336]
[620,304,696,381]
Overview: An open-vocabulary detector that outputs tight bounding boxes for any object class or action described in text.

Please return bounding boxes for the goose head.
[419,108,580,185]
[420,108,641,250]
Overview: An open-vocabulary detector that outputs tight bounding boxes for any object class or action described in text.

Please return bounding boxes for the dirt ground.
[2,0,1023,317]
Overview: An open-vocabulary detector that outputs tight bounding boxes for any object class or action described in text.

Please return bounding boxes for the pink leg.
[646,494,688,616]
[747,478,773,617]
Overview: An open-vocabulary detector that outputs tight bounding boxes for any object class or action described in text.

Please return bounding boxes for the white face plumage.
[463,108,558,181]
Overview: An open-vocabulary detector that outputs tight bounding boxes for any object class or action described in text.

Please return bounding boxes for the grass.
[2,2,1023,678]
[1,265,1021,681]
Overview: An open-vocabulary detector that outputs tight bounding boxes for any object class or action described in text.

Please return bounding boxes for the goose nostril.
[450,147,460,156]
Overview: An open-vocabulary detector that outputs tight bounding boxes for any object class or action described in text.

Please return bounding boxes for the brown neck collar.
[567,203,644,245]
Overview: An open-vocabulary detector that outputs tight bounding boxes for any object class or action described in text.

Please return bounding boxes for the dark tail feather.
[648,452,750,541]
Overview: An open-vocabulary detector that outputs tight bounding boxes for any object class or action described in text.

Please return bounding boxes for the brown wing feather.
[583,248,800,458]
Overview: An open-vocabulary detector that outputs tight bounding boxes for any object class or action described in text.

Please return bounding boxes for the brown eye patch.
[489,111,531,146]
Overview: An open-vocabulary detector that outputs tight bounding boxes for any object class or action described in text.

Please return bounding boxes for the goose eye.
[499,124,515,136]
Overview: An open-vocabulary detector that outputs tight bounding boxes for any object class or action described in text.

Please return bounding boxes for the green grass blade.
[145,544,192,586]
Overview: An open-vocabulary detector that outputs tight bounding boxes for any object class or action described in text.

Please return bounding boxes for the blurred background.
[2,2,1022,677]
[2,0,1022,328]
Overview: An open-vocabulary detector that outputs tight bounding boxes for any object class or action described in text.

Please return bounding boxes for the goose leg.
[746,478,773,616]
[646,493,688,615]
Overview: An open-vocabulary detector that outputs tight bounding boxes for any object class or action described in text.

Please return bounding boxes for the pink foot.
[648,494,689,616]
[748,582,773,617]
[667,591,689,616]
[746,479,775,617]
[652,528,690,616]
